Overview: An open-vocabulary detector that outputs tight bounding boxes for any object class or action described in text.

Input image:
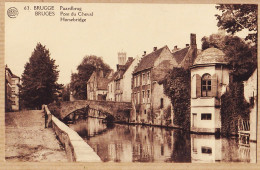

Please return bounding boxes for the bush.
[221,81,250,135]
[162,68,191,130]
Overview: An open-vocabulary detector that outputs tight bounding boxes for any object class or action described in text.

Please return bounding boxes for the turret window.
[201,74,211,97]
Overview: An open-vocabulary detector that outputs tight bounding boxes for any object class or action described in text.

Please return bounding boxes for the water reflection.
[68,117,255,163]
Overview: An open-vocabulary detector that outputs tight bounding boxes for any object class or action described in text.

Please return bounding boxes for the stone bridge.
[48,100,132,122]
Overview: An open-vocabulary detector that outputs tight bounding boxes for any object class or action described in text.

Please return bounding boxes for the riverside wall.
[43,105,101,162]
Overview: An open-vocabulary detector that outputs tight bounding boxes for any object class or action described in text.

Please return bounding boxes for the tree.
[70,55,111,100]
[215,4,257,43]
[201,34,257,81]
[61,84,70,101]
[20,43,62,109]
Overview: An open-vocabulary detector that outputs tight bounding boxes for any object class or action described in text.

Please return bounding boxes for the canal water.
[68,117,256,163]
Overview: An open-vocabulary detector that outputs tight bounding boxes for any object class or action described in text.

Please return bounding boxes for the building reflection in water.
[191,134,256,163]
[69,117,255,163]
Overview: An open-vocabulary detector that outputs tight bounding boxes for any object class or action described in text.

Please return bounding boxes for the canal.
[68,117,256,163]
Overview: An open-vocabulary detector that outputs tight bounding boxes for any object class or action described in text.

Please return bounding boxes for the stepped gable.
[194,47,227,65]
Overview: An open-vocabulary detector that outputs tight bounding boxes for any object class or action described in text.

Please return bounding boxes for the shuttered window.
[191,75,197,98]
[196,74,201,98]
[194,73,217,98]
[202,74,211,97]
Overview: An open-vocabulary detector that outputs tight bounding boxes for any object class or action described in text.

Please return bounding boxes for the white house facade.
[190,47,230,133]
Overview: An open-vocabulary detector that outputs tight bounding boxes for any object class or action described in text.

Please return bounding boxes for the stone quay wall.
[43,105,101,162]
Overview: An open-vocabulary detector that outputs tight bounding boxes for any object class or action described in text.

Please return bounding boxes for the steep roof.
[193,47,227,65]
[12,74,20,79]
[88,70,112,90]
[97,77,110,90]
[115,58,134,80]
[172,47,189,64]
[133,46,166,74]
[5,67,13,75]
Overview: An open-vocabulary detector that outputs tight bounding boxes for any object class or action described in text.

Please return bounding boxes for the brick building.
[11,74,20,111]
[131,46,178,125]
[5,65,20,112]
[131,34,198,126]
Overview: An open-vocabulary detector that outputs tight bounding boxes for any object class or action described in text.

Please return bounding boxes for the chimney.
[153,47,157,51]
[190,33,196,47]
[186,44,190,47]
[143,51,146,56]
[174,45,178,50]
[128,57,134,61]
[99,70,104,78]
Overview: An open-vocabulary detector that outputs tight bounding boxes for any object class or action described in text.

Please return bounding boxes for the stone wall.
[48,100,132,122]
[43,105,101,162]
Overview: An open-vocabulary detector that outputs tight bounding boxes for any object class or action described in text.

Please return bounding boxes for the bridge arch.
[48,100,132,123]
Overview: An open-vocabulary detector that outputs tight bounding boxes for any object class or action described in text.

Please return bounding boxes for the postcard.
[3,1,259,169]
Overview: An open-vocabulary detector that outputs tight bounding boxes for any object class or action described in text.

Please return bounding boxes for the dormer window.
[202,74,211,97]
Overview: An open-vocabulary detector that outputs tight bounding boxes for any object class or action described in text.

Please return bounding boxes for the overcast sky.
[5,3,248,85]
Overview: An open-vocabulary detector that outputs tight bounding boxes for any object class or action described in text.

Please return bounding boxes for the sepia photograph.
[3,1,258,167]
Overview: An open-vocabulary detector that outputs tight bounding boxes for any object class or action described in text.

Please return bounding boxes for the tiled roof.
[133,46,166,74]
[117,58,134,80]
[194,47,227,65]
[111,58,135,81]
[97,77,110,90]
[172,47,189,64]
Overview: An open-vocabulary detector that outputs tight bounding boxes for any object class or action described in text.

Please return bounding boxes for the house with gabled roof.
[5,65,20,111]
[107,52,140,102]
[87,69,112,101]
[131,45,178,125]
[131,33,198,126]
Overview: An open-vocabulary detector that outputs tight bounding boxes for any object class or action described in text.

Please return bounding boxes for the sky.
[5,3,249,85]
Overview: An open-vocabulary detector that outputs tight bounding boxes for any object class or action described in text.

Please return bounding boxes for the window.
[192,139,197,154]
[136,76,139,87]
[192,113,197,127]
[116,81,120,90]
[201,113,211,120]
[160,98,164,108]
[139,75,142,86]
[142,73,146,85]
[142,90,145,103]
[201,147,212,154]
[147,72,150,82]
[137,92,140,104]
[202,74,211,97]
[12,87,15,94]
[147,90,150,103]
[134,92,136,104]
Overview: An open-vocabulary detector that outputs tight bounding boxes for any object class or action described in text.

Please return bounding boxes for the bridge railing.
[43,104,52,128]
